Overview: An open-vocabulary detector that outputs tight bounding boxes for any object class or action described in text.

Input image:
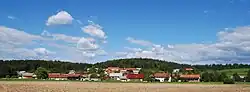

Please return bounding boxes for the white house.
[109,73,123,80]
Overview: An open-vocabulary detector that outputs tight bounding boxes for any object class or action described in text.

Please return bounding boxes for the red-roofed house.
[48,73,82,80]
[105,67,120,74]
[179,74,200,82]
[152,72,170,82]
[184,68,194,71]
[126,74,144,81]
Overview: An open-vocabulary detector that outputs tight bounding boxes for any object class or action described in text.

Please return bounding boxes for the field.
[218,68,250,76]
[205,68,250,76]
[0,81,250,92]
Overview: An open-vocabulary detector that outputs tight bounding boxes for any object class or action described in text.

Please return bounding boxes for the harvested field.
[0,81,250,92]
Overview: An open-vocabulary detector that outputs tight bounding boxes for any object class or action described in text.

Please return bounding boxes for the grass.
[205,68,250,76]
[218,68,249,76]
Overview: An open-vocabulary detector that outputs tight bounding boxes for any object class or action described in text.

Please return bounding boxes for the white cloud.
[126,37,153,46]
[7,16,16,20]
[0,26,44,45]
[77,37,99,50]
[81,21,107,39]
[0,26,106,62]
[34,48,55,55]
[46,11,74,26]
[52,34,81,43]
[117,26,250,64]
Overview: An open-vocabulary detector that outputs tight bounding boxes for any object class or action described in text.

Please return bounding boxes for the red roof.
[184,68,194,71]
[48,73,81,78]
[180,74,200,79]
[120,68,137,71]
[126,74,144,79]
[153,73,169,78]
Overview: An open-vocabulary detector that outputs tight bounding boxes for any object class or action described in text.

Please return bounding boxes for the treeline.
[1,58,250,78]
[194,64,250,71]
[0,60,91,77]
[200,70,250,83]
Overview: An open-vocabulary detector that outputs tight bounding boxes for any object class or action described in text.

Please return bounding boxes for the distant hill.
[94,58,192,71]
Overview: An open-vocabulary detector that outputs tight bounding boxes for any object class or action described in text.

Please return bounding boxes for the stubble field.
[0,81,250,92]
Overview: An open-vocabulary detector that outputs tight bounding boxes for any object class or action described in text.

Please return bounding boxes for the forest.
[1,58,250,78]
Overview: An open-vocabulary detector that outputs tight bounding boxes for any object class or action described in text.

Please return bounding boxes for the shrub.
[223,78,235,84]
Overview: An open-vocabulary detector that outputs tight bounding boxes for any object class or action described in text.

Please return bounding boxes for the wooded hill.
[1,58,250,78]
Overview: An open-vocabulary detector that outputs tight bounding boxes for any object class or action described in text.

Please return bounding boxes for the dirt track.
[0,81,250,92]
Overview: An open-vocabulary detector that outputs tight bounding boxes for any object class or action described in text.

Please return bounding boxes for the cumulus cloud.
[117,26,250,64]
[0,26,106,62]
[34,48,55,55]
[81,21,107,39]
[77,37,99,50]
[46,11,74,26]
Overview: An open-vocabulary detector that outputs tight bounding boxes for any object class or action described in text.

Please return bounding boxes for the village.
[17,67,201,83]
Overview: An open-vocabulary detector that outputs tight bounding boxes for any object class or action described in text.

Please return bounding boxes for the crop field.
[0,81,250,92]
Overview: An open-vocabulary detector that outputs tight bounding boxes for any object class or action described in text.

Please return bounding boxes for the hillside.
[94,58,192,71]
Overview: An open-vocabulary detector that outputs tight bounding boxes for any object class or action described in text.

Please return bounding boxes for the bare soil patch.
[0,81,249,92]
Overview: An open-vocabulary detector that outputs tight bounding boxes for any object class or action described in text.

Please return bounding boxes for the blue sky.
[1,0,250,64]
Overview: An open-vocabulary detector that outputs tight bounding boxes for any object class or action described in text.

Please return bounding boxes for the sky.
[1,0,250,64]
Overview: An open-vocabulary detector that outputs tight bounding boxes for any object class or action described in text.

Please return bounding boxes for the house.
[179,74,200,82]
[48,73,68,80]
[22,72,36,79]
[120,68,141,74]
[17,71,36,79]
[105,67,120,74]
[48,73,82,80]
[105,67,143,81]
[109,73,123,80]
[126,74,144,81]
[152,72,170,82]
[184,68,194,71]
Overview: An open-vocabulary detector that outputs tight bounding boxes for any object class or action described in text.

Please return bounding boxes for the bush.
[223,78,235,84]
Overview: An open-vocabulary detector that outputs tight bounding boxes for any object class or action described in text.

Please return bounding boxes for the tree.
[218,72,228,82]
[140,69,154,82]
[246,70,250,82]
[232,73,241,82]
[223,78,235,84]
[34,67,48,79]
[208,72,216,82]
[201,72,209,82]
[88,67,97,74]
[99,73,106,80]
[90,73,99,78]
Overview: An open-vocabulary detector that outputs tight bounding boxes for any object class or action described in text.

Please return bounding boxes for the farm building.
[17,71,36,79]
[126,74,144,82]
[152,72,170,82]
[48,73,81,80]
[179,74,200,82]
